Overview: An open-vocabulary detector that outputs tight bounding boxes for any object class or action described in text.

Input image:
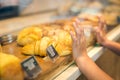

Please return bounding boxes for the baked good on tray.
[17,27,42,46]
[0,52,24,80]
[22,30,72,56]
[17,15,102,57]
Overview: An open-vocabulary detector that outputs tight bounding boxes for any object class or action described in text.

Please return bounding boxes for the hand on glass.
[94,16,108,46]
[70,20,87,60]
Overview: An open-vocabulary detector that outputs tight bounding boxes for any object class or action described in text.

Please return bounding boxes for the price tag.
[46,45,59,61]
[21,56,41,79]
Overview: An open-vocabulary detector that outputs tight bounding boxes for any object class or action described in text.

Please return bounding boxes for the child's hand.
[70,20,87,60]
[94,16,108,46]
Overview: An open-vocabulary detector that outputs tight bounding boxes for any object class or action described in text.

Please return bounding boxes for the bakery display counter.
[1,24,120,80]
[0,1,120,78]
[0,15,97,80]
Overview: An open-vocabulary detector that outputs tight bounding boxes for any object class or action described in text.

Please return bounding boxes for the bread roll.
[0,53,24,80]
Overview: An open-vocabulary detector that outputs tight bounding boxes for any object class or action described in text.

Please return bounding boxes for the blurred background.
[0,0,119,22]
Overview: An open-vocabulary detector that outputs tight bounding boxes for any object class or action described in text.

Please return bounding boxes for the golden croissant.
[17,27,42,46]
[22,31,72,57]
[22,37,51,56]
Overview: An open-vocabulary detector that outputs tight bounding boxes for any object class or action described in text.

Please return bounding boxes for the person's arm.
[103,40,120,56]
[70,20,113,80]
[95,17,120,56]
[76,55,112,80]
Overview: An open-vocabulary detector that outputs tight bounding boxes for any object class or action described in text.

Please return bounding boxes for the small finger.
[75,20,85,42]
[73,22,77,35]
[75,19,84,35]
[98,16,106,31]
[73,22,80,39]
[70,31,76,42]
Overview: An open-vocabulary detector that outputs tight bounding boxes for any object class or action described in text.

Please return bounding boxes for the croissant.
[17,27,42,46]
[22,37,51,56]
[39,37,51,56]
[55,42,72,56]
[22,31,72,57]
[22,43,35,55]
[47,30,72,56]
[57,30,72,47]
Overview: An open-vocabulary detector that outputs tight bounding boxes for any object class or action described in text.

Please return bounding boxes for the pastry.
[22,30,72,56]
[17,27,42,46]
[39,37,51,56]
[0,52,24,80]
[22,37,51,57]
[55,42,72,56]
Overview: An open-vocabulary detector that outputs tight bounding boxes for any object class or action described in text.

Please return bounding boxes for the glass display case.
[0,0,120,80]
